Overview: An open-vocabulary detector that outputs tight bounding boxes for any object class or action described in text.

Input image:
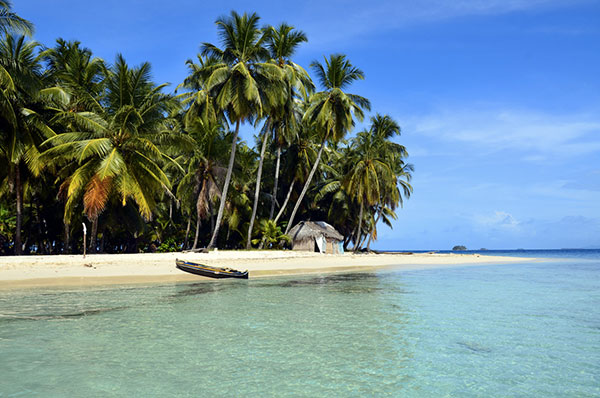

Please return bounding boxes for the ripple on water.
[0,260,599,397]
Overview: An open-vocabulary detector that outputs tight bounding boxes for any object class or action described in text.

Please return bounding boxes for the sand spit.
[0,250,531,289]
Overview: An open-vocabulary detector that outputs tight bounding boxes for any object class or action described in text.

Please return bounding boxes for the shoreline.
[0,251,534,289]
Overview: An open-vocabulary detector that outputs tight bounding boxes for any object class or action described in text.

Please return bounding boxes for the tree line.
[0,3,413,255]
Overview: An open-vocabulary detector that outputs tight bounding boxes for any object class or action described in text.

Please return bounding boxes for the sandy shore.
[0,250,532,289]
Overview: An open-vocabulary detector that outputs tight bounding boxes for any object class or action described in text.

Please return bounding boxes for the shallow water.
[1,256,599,397]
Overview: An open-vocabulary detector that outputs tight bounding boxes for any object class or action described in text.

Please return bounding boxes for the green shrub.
[157,238,180,253]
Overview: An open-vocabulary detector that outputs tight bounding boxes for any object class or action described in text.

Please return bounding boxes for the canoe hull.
[175,259,248,279]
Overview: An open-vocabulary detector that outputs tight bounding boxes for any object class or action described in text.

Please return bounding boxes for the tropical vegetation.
[0,8,413,255]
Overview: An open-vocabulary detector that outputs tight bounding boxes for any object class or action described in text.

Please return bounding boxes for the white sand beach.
[0,251,531,289]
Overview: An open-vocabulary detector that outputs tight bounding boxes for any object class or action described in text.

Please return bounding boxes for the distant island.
[452,245,467,251]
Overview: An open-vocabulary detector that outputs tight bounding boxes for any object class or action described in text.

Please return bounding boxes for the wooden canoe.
[175,259,248,279]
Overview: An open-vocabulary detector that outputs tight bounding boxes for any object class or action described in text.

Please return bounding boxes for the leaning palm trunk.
[357,229,368,251]
[284,137,326,235]
[246,133,269,249]
[273,180,295,224]
[192,216,201,250]
[207,120,240,249]
[209,201,215,235]
[353,202,364,253]
[269,145,282,219]
[366,209,382,252]
[261,174,292,249]
[343,235,352,251]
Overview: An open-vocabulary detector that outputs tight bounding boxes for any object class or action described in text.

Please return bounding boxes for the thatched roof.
[288,221,344,242]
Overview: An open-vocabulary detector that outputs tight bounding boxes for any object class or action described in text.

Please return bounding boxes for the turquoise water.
[1,254,599,397]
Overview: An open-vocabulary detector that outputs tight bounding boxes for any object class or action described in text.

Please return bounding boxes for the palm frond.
[0,6,34,37]
[83,174,112,219]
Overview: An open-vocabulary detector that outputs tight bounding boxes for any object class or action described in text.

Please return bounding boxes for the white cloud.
[473,211,521,230]
[408,108,600,159]
[300,0,588,46]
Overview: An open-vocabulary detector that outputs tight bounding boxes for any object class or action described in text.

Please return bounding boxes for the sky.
[15,0,600,250]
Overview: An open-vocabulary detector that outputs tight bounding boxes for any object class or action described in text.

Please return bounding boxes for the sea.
[0,249,598,397]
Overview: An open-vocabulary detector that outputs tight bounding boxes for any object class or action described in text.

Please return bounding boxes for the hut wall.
[326,239,342,254]
[292,239,314,251]
[326,240,334,254]
[292,239,344,253]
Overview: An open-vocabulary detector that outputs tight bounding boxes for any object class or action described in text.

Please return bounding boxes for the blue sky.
[15,0,600,250]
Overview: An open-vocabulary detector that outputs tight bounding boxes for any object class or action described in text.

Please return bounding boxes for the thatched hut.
[288,221,344,254]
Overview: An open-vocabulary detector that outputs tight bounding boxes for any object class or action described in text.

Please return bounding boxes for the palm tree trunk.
[26,200,32,254]
[269,145,282,219]
[353,202,364,253]
[366,209,382,252]
[343,236,351,251]
[246,132,269,249]
[64,221,71,254]
[14,165,22,255]
[284,138,327,235]
[89,216,98,253]
[207,119,240,249]
[183,215,191,250]
[35,201,44,254]
[192,185,206,250]
[192,215,201,250]
[357,229,368,251]
[273,180,295,224]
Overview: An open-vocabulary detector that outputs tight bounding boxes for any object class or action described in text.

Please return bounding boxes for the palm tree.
[177,54,227,250]
[312,143,357,246]
[285,54,370,234]
[42,55,185,252]
[245,23,312,249]
[263,23,312,220]
[344,131,395,252]
[370,115,413,251]
[346,114,413,251]
[44,39,106,113]
[0,35,55,254]
[42,39,107,251]
[365,161,413,251]
[273,113,320,225]
[224,140,254,247]
[244,121,269,249]
[200,11,284,249]
[178,54,223,126]
[176,118,227,250]
[0,1,33,37]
